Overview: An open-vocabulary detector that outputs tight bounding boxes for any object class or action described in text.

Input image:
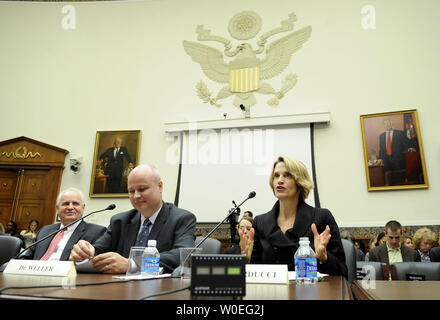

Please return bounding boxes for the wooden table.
[351,280,440,300]
[0,274,351,300]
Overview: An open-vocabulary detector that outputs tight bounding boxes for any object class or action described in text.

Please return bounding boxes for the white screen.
[175,124,314,222]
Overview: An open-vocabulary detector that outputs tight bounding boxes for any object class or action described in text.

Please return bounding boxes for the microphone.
[14,204,116,259]
[171,192,256,277]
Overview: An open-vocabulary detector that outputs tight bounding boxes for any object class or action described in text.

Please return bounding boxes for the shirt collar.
[386,242,401,252]
[60,220,81,233]
[417,249,430,257]
[140,203,162,226]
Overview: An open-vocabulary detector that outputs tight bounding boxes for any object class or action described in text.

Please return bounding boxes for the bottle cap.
[299,237,309,243]
[147,240,157,247]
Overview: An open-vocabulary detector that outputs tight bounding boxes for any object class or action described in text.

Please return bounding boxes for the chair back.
[341,239,356,283]
[195,236,222,254]
[430,247,440,262]
[391,262,440,281]
[356,261,386,280]
[0,235,23,265]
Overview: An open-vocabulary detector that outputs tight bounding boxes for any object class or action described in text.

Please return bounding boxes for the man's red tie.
[386,131,392,156]
[40,229,65,260]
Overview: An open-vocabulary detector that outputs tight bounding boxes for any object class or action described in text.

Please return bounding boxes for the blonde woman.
[20,220,39,248]
[238,156,347,277]
[413,227,438,262]
[402,236,415,249]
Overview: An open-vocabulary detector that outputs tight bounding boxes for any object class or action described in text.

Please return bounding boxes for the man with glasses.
[367,220,420,266]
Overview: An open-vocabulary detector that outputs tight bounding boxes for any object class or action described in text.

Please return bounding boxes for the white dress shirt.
[46,221,81,261]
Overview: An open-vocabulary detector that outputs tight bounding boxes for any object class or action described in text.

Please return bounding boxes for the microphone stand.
[13,204,116,259]
[195,193,254,250]
[227,201,240,245]
[171,192,255,278]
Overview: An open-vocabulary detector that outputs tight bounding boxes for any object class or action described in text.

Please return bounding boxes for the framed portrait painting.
[89,130,141,197]
[360,110,428,191]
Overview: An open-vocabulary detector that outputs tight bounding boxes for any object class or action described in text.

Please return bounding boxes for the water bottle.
[141,240,160,276]
[294,237,318,284]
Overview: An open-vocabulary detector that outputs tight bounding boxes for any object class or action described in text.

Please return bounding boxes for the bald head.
[127,164,163,218]
[129,164,161,183]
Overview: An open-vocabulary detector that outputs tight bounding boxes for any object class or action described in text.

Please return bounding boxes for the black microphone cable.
[13,204,116,259]
[0,275,172,296]
[138,285,191,300]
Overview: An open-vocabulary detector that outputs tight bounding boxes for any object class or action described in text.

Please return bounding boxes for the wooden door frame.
[0,137,68,230]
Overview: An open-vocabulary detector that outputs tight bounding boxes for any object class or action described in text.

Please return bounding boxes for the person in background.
[367,220,420,265]
[225,216,254,254]
[402,236,415,249]
[340,230,365,261]
[0,222,6,235]
[5,220,19,236]
[20,219,39,248]
[375,231,387,247]
[354,240,366,254]
[365,231,385,261]
[238,156,347,277]
[412,227,438,262]
[243,211,253,218]
[5,220,25,248]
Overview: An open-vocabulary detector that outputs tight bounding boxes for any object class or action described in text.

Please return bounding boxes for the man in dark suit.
[18,188,106,260]
[367,220,420,266]
[99,136,133,193]
[430,247,440,262]
[377,118,408,185]
[70,164,196,274]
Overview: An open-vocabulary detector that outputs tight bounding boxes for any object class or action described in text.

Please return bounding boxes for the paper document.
[75,259,102,273]
[113,273,171,280]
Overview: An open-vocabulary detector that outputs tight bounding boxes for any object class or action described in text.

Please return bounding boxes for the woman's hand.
[311,223,331,264]
[239,227,255,263]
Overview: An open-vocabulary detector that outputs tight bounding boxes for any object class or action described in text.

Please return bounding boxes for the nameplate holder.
[4,259,77,277]
[406,273,425,281]
[245,264,288,284]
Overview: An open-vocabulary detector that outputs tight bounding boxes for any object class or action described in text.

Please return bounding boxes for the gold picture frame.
[360,109,428,191]
[89,130,141,198]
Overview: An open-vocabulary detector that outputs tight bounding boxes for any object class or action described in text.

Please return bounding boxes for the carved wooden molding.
[0,146,42,160]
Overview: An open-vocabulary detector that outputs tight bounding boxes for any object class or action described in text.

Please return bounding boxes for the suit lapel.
[35,223,61,260]
[60,221,86,261]
[266,201,314,247]
[401,246,410,261]
[291,201,314,239]
[379,244,390,265]
[123,211,141,256]
[149,202,168,240]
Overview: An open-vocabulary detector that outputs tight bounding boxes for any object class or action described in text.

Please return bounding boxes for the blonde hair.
[269,156,314,200]
[413,227,438,248]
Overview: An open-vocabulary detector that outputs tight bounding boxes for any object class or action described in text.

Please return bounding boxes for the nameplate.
[4,259,77,277]
[245,264,288,284]
[406,273,425,281]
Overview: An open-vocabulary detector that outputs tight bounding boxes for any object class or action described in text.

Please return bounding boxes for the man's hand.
[311,223,331,264]
[69,240,95,262]
[92,252,129,274]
